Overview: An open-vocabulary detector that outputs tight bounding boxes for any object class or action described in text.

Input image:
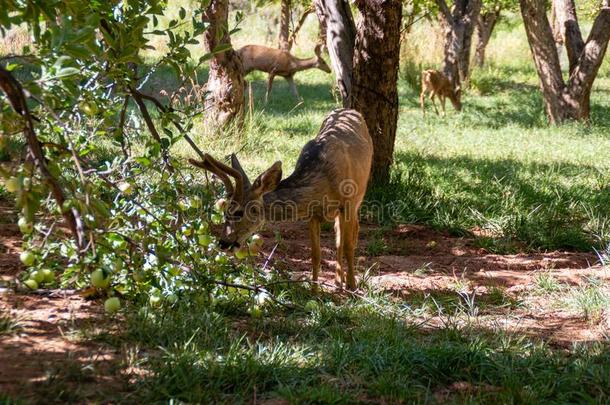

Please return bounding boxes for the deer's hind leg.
[265,73,276,103]
[309,217,321,291]
[343,209,359,291]
[430,92,440,115]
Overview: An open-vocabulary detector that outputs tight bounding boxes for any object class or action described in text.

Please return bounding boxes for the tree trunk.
[351,0,402,184]
[519,0,610,123]
[474,7,500,67]
[314,0,356,107]
[203,0,245,127]
[436,0,482,87]
[278,0,291,51]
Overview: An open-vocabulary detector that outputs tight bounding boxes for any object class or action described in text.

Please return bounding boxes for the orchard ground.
[2,6,610,404]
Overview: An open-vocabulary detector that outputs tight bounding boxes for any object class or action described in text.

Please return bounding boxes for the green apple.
[198,234,213,247]
[91,269,111,289]
[41,269,55,284]
[113,259,123,272]
[233,246,249,260]
[104,297,121,314]
[4,177,20,193]
[211,213,223,224]
[190,196,201,209]
[31,270,44,284]
[24,279,38,290]
[20,251,35,266]
[149,294,162,307]
[250,234,264,247]
[215,254,229,265]
[18,217,33,234]
[117,182,133,195]
[133,270,146,282]
[166,293,178,304]
[80,100,99,116]
[214,198,228,212]
[177,199,189,211]
[304,300,318,313]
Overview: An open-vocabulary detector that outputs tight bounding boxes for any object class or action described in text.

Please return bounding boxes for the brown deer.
[420,69,462,116]
[237,44,331,102]
[189,109,372,291]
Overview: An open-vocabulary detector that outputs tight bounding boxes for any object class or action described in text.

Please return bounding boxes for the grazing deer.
[237,44,331,102]
[420,69,462,116]
[190,109,372,291]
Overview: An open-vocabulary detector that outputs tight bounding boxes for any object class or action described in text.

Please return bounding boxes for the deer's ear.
[251,161,282,197]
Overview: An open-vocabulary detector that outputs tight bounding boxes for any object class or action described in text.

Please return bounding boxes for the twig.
[0,67,85,250]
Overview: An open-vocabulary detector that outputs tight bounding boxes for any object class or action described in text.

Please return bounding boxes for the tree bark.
[314,0,356,107]
[203,0,245,127]
[351,0,402,184]
[436,0,482,87]
[278,0,291,51]
[474,7,501,67]
[520,0,610,123]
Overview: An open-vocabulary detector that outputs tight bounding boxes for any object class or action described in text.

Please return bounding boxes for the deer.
[189,109,373,291]
[236,44,331,102]
[420,69,462,116]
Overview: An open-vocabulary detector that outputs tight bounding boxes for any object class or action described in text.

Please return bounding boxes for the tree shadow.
[109,289,610,403]
[366,151,610,251]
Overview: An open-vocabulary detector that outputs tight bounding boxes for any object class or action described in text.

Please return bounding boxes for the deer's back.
[237,45,292,75]
[422,69,452,96]
[284,109,372,207]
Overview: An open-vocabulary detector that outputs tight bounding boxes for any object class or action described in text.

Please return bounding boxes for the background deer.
[190,109,372,291]
[237,44,331,102]
[420,69,462,116]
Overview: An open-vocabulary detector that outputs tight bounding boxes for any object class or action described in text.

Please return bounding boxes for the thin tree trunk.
[474,7,500,67]
[287,6,313,51]
[278,0,291,51]
[314,0,356,107]
[203,0,244,127]
[520,0,610,123]
[436,0,482,87]
[351,0,402,184]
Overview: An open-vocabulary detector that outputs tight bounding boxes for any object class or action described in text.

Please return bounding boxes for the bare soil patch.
[261,222,609,345]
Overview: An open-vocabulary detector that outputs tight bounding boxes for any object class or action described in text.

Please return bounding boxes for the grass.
[83,290,610,403]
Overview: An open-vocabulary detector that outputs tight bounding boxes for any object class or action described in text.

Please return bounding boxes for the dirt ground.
[1,210,609,400]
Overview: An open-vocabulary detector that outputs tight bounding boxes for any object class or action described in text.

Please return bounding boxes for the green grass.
[86,290,610,403]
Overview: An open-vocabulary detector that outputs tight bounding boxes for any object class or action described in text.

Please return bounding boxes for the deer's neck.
[263,179,319,222]
[292,56,318,72]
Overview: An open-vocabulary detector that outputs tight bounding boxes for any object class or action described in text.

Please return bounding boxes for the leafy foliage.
[0,1,266,308]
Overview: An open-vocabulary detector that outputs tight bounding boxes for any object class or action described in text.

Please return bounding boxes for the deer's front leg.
[265,73,276,103]
[440,95,447,116]
[286,76,302,101]
[334,215,345,289]
[309,217,321,291]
